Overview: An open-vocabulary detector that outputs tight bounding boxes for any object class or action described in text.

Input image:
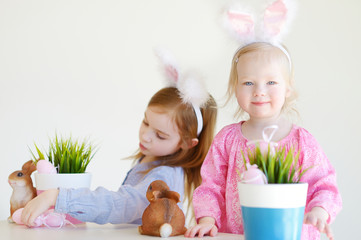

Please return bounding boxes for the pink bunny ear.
[263,0,289,37]
[227,10,254,38]
[164,65,178,84]
[154,47,179,86]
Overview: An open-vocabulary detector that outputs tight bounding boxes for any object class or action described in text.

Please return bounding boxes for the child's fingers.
[304,213,317,226]
[184,228,193,238]
[21,199,44,227]
[185,225,201,238]
[184,228,190,237]
[210,226,218,236]
[316,219,334,240]
[316,219,325,233]
[198,226,214,238]
[21,208,33,227]
[26,214,37,227]
[198,225,217,238]
[197,227,208,238]
[324,224,334,240]
[21,206,36,227]
[184,225,216,238]
[196,226,212,238]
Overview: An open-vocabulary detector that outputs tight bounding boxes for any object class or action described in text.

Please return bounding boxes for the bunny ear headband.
[154,47,209,136]
[223,0,297,68]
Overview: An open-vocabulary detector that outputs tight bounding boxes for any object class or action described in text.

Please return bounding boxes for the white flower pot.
[238,182,308,240]
[34,172,92,191]
[34,172,92,224]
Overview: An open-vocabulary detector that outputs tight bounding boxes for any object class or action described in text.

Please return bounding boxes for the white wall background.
[1,0,360,239]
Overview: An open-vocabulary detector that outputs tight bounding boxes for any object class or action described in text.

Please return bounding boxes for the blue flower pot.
[238,183,308,240]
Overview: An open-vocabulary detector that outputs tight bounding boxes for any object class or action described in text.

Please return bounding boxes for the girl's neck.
[242,116,292,142]
[140,155,157,163]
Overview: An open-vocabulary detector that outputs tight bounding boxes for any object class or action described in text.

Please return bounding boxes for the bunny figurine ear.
[22,160,37,175]
[154,47,180,87]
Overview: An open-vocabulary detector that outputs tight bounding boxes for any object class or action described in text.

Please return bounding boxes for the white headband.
[223,0,296,70]
[234,42,292,71]
[154,47,209,136]
[192,105,203,136]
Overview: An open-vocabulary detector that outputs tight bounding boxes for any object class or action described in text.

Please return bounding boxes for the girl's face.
[138,106,181,159]
[235,51,290,120]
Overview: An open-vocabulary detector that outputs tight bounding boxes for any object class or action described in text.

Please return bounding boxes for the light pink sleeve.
[192,126,230,229]
[298,129,342,224]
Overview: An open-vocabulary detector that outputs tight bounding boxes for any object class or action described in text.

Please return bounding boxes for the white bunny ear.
[262,0,297,43]
[154,47,179,87]
[223,4,255,44]
[177,72,209,108]
[154,47,210,136]
[178,72,209,136]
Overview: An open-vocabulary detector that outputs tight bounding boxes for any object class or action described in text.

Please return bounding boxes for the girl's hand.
[21,189,59,227]
[184,216,218,238]
[304,207,333,240]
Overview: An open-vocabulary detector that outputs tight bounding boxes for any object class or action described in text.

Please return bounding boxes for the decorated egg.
[12,208,43,227]
[241,164,267,184]
[36,160,57,174]
[12,208,65,228]
[12,208,23,224]
[42,209,65,227]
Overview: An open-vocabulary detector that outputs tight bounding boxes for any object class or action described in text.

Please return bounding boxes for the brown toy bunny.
[8,160,37,222]
[139,180,187,237]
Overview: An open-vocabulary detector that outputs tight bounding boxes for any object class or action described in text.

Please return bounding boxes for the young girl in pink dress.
[185,1,342,239]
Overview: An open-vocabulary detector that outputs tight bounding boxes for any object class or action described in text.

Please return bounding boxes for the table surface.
[1,220,243,240]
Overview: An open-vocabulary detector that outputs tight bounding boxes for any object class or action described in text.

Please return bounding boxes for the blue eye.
[268,81,277,85]
[243,82,253,86]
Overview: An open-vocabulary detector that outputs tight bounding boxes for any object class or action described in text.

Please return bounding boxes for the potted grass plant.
[31,134,95,173]
[31,134,96,191]
[238,144,311,240]
[30,134,96,224]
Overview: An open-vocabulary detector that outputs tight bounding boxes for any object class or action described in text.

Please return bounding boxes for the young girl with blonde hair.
[186,1,341,239]
[21,49,217,227]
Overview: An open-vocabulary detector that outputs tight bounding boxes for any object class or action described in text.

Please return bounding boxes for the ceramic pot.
[238,182,308,240]
[35,172,91,192]
[34,172,92,224]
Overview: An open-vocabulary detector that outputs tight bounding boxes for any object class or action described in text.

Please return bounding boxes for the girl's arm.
[55,184,149,224]
[21,189,59,227]
[54,165,183,224]
[189,127,231,236]
[298,129,342,239]
[300,134,342,224]
[22,165,183,226]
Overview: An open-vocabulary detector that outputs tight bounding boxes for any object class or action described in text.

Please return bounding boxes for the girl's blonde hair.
[226,42,298,119]
[131,87,217,216]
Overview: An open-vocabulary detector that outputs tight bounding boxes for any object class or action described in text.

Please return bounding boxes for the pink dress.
[193,122,342,240]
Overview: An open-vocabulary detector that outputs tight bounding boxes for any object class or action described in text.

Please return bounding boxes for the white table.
[1,221,243,240]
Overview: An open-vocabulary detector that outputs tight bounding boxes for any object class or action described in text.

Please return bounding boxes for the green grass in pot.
[241,144,311,184]
[30,135,96,173]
